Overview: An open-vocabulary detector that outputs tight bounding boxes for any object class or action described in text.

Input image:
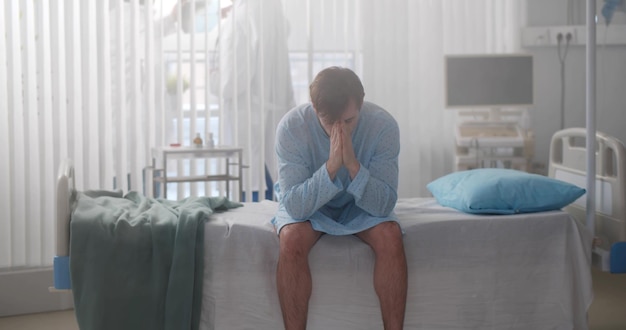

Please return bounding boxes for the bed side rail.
[52,159,75,290]
[548,127,626,273]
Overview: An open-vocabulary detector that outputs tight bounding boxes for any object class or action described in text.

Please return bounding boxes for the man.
[272,66,407,330]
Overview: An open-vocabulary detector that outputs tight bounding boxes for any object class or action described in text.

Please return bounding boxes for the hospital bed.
[549,127,626,273]
[53,160,593,329]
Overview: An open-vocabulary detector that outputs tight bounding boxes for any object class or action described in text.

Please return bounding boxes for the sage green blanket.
[70,190,242,330]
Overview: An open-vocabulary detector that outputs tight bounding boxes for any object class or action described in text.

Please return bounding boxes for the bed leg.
[52,256,71,291]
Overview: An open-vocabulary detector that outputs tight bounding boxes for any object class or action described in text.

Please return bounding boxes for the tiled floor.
[587,268,626,329]
[0,268,625,329]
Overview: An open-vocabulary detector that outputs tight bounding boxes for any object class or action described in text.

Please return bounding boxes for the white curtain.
[361,0,526,197]
[0,0,210,270]
[0,0,524,270]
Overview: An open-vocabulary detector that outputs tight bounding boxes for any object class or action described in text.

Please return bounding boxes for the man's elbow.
[374,193,397,217]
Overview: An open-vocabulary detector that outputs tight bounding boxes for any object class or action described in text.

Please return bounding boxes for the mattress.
[200,198,593,329]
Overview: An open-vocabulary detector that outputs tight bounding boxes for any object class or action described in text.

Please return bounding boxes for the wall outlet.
[549,26,578,45]
[522,25,626,48]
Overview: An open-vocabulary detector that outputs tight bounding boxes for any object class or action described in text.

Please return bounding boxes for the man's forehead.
[340,103,360,119]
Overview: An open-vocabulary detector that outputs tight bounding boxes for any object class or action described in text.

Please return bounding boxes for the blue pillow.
[426,168,586,214]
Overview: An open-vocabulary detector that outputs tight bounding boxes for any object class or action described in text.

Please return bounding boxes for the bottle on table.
[193,133,203,148]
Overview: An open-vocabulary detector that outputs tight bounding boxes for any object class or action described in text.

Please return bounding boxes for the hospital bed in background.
[53,160,593,329]
[549,127,626,273]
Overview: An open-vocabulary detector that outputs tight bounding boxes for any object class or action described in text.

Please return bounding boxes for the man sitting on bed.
[272,66,407,330]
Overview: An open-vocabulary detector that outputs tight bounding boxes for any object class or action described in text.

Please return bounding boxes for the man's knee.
[367,221,404,255]
[377,221,402,235]
[278,222,318,260]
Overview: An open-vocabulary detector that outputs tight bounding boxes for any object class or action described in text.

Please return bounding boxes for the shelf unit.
[150,146,244,201]
[454,121,534,172]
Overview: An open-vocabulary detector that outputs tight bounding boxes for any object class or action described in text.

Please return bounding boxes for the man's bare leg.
[276,221,322,330]
[356,221,407,330]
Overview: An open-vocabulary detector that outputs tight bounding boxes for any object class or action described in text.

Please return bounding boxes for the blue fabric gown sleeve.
[276,127,343,220]
[346,120,399,218]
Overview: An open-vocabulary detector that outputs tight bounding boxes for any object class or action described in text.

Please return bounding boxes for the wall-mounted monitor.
[444,54,534,109]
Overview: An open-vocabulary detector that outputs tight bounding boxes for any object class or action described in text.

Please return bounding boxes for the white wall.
[526,0,626,172]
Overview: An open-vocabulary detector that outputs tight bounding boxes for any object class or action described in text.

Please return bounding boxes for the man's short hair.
[309,66,365,123]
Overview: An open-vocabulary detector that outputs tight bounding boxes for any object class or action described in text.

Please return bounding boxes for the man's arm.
[276,125,342,220]
[326,122,344,180]
[346,121,400,217]
[339,121,360,179]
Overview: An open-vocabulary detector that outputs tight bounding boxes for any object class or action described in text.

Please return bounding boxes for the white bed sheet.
[200,198,593,330]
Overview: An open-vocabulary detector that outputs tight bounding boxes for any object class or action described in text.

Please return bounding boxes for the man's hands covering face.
[327,122,360,180]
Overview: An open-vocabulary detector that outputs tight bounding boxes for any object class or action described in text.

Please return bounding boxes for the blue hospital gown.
[271,101,400,235]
